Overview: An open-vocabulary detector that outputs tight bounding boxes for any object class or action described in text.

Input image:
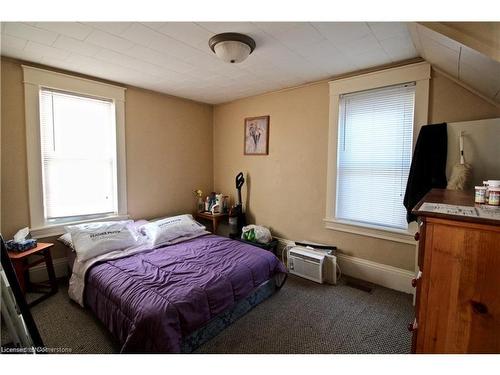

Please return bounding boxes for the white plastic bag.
[241,225,272,244]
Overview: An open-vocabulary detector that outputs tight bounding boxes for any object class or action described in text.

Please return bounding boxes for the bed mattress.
[83,234,286,353]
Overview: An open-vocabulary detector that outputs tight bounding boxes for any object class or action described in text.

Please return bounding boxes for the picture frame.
[244,115,270,155]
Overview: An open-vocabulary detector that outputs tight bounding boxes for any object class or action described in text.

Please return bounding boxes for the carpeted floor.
[2,276,413,354]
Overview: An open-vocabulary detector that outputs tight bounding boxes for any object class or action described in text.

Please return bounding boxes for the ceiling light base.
[209,33,256,64]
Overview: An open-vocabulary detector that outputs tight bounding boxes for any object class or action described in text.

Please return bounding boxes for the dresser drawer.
[415,218,500,353]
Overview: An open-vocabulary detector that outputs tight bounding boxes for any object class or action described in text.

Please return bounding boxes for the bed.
[70,234,286,353]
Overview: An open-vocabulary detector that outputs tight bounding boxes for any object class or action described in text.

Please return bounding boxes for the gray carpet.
[2,276,413,354]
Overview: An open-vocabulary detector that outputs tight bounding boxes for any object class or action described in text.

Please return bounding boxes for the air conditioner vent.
[287,246,325,283]
[289,251,322,264]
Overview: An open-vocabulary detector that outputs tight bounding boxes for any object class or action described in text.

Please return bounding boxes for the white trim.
[336,253,415,295]
[325,62,430,237]
[22,65,126,101]
[30,214,130,238]
[22,65,128,233]
[329,62,431,95]
[28,257,68,283]
[275,237,415,294]
[323,218,416,245]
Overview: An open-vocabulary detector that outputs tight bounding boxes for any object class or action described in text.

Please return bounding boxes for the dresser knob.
[411,271,422,288]
[407,320,418,332]
[414,232,420,241]
[471,301,488,315]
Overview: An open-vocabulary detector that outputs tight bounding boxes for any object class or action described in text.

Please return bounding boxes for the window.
[325,62,430,243]
[23,66,127,237]
[336,83,415,230]
[39,89,117,220]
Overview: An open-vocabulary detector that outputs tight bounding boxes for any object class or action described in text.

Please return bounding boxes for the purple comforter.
[83,234,286,353]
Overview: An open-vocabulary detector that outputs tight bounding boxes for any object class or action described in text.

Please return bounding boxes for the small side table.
[8,242,58,307]
[194,212,228,234]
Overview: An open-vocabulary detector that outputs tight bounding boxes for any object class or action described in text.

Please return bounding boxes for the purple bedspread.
[83,234,286,353]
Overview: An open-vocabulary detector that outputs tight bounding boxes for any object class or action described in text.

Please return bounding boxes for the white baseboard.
[276,237,415,295]
[28,257,68,283]
[336,253,415,294]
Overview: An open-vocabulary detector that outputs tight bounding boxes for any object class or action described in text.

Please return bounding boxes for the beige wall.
[213,68,500,271]
[125,86,213,220]
[1,59,29,240]
[2,55,499,268]
[429,70,500,123]
[1,58,213,260]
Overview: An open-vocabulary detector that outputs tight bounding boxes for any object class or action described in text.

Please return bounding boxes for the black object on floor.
[230,235,279,254]
[345,276,374,293]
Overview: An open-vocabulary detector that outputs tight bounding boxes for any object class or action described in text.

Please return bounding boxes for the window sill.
[30,214,130,239]
[323,218,417,245]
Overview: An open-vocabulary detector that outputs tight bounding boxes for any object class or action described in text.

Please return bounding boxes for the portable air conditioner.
[287,246,337,284]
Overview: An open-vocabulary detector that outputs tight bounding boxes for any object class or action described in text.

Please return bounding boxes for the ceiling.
[0,22,499,105]
[0,22,418,104]
[409,23,500,104]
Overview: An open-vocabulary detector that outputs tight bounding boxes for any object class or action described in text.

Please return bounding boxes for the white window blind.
[336,83,415,230]
[39,88,117,220]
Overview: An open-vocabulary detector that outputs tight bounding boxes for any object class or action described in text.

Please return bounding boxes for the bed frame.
[180,276,281,353]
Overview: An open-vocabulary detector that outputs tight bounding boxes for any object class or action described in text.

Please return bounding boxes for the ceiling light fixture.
[209,33,256,64]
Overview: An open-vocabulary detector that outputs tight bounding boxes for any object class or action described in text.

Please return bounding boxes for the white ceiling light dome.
[209,33,256,64]
[213,40,251,64]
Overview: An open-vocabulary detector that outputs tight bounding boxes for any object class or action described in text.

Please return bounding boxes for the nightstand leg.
[213,218,218,234]
[12,260,26,294]
[43,250,58,293]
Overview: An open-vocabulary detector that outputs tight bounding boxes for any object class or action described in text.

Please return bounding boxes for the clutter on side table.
[5,227,38,252]
[5,239,38,252]
[193,188,229,214]
[193,189,204,212]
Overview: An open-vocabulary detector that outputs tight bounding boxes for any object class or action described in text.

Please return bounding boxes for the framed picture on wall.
[244,115,270,155]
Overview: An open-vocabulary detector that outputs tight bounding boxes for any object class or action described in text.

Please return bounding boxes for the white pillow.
[66,220,140,262]
[57,232,74,251]
[140,214,206,247]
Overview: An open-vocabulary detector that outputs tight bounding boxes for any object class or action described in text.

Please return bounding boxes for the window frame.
[325,62,431,244]
[23,66,128,238]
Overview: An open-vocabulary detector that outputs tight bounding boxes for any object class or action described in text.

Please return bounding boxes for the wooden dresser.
[410,189,500,353]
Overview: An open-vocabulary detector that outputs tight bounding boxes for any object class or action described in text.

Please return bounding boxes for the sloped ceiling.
[409,22,500,104]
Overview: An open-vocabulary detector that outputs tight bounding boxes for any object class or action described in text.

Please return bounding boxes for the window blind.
[336,83,415,230]
[39,88,117,219]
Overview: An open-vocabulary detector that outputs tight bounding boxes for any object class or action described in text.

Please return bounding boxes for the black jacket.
[403,123,448,223]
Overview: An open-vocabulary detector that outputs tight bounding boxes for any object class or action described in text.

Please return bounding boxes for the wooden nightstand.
[194,212,228,234]
[8,242,58,307]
